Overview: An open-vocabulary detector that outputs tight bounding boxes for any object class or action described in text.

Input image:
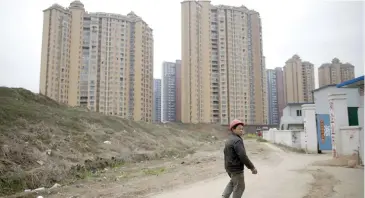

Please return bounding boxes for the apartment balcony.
[211,94,219,100]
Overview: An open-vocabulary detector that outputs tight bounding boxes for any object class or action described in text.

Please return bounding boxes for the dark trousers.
[222,172,245,198]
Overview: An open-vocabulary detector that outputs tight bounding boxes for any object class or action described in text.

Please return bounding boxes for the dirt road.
[41,140,271,198]
[23,140,363,198]
[150,144,364,198]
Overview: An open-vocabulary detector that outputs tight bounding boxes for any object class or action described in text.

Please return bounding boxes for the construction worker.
[222,119,258,198]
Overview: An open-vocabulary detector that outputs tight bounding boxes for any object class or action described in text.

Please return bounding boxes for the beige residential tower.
[39,1,154,122]
[283,55,315,104]
[181,0,267,125]
[318,58,355,87]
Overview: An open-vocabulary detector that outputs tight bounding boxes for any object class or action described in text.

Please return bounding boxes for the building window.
[296,110,302,117]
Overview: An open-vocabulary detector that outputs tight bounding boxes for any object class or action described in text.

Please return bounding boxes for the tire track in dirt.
[302,168,340,198]
[41,140,271,198]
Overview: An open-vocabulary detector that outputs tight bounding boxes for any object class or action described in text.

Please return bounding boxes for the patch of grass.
[142,167,166,176]
[116,171,131,179]
[244,133,258,139]
[244,134,268,143]
[256,137,268,142]
[111,161,126,169]
[76,170,99,180]
[0,173,27,196]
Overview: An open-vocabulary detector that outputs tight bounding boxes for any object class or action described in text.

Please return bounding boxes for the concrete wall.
[263,103,318,153]
[313,86,362,159]
[339,126,362,157]
[358,92,364,163]
[313,86,359,114]
[243,124,279,134]
[273,130,293,146]
[267,89,364,161]
[302,104,318,153]
[263,129,305,149]
[263,129,275,142]
[328,92,363,164]
[300,131,306,150]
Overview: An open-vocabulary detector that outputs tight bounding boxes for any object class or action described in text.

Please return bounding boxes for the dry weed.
[0,87,227,196]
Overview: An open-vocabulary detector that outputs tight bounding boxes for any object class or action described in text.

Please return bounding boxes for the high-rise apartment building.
[175,60,182,122]
[283,55,315,104]
[162,60,181,122]
[39,1,154,122]
[181,0,267,125]
[266,67,285,124]
[153,79,161,123]
[275,67,285,119]
[302,61,315,102]
[318,58,355,87]
[266,69,279,125]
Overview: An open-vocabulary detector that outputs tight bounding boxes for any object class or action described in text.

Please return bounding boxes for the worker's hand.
[251,168,258,174]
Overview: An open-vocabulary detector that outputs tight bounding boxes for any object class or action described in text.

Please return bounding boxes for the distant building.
[175,60,182,122]
[39,1,154,122]
[267,69,279,125]
[318,58,355,88]
[279,103,312,130]
[283,55,315,104]
[153,79,161,123]
[181,1,267,125]
[275,67,285,119]
[162,60,180,122]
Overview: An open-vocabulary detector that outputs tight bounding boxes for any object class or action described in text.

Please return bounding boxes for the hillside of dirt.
[0,87,228,196]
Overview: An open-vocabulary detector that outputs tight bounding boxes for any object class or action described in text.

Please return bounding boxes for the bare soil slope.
[0,87,227,196]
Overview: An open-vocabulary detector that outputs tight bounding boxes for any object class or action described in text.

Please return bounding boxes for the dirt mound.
[0,87,227,196]
[311,154,362,168]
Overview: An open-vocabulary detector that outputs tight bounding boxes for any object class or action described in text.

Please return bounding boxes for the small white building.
[336,75,364,163]
[313,84,360,115]
[265,76,364,157]
[311,83,362,154]
[279,103,312,130]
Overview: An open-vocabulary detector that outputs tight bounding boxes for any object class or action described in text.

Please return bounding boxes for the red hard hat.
[229,119,244,131]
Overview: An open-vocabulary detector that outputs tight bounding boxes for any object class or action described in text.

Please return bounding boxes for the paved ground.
[150,143,364,198]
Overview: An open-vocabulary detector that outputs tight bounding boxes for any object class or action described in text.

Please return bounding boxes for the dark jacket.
[224,133,255,173]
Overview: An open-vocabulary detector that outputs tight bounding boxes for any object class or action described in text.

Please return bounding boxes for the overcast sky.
[0,0,363,93]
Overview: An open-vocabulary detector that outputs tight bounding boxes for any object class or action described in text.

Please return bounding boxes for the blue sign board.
[316,114,332,150]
